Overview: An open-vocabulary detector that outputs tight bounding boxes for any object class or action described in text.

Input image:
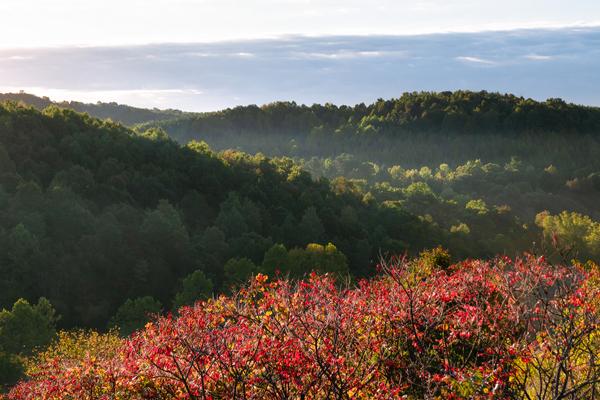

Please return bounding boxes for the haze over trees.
[0,92,186,126]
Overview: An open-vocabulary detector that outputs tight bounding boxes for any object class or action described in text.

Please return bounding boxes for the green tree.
[298,207,325,244]
[141,200,189,251]
[195,227,230,287]
[7,223,39,263]
[215,193,248,238]
[223,258,257,289]
[173,270,214,310]
[465,199,489,215]
[0,351,23,391]
[287,243,349,277]
[261,244,289,276]
[0,298,58,356]
[535,211,600,259]
[108,297,162,337]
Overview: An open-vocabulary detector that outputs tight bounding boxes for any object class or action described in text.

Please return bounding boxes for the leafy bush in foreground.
[6,255,599,399]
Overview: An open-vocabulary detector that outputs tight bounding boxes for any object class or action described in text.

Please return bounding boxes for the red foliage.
[7,255,599,399]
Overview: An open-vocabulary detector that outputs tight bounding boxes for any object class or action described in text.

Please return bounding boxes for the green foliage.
[0,298,58,356]
[419,246,452,270]
[465,199,489,215]
[261,244,289,276]
[536,211,600,260]
[2,102,423,328]
[261,242,349,278]
[0,352,23,392]
[173,270,214,310]
[223,258,257,289]
[0,297,57,390]
[0,92,599,340]
[298,207,325,244]
[109,297,162,337]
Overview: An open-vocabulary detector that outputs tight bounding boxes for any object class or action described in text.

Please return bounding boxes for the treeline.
[142,91,600,168]
[0,92,185,126]
[145,91,600,139]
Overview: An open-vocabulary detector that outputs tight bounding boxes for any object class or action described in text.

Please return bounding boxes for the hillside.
[143,91,600,193]
[0,97,597,330]
[0,92,186,126]
[147,91,600,141]
[0,101,454,329]
[140,91,600,254]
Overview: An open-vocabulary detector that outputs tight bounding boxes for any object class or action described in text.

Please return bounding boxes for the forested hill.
[145,91,600,142]
[1,94,599,332]
[6,91,600,136]
[0,102,454,329]
[0,92,186,125]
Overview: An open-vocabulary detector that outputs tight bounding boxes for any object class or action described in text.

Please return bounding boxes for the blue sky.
[0,1,599,110]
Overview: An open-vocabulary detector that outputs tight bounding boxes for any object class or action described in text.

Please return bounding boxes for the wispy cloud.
[524,54,554,61]
[455,56,496,65]
[1,28,599,110]
[293,50,406,60]
[2,55,34,61]
[184,51,255,58]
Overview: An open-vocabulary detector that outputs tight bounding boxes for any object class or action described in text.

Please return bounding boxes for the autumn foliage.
[6,255,599,399]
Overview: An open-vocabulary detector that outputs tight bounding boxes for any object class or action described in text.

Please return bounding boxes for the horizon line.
[3,89,600,114]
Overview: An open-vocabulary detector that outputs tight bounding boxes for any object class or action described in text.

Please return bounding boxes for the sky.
[1,0,599,47]
[1,1,599,110]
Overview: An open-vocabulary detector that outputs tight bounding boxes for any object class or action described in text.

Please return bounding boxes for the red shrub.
[7,255,599,399]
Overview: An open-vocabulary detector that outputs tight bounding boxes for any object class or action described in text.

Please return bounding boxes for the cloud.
[524,54,554,61]
[455,56,496,65]
[2,55,34,61]
[184,51,255,58]
[1,27,599,110]
[292,50,406,60]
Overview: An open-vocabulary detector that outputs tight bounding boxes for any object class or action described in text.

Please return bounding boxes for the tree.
[298,207,325,245]
[108,297,162,337]
[0,351,23,392]
[536,211,600,260]
[141,200,190,253]
[287,243,349,277]
[465,199,488,215]
[215,193,248,237]
[7,224,39,264]
[261,243,289,276]
[195,227,230,287]
[0,298,58,356]
[173,270,214,311]
[223,258,257,289]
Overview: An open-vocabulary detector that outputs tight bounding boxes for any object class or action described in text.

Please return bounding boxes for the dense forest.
[142,91,600,257]
[1,92,599,392]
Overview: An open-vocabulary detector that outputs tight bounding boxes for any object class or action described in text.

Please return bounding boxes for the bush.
[7,256,599,399]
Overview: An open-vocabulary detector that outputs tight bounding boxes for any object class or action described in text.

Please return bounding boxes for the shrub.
[7,256,599,399]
